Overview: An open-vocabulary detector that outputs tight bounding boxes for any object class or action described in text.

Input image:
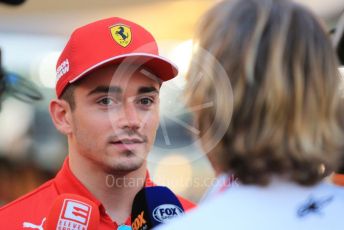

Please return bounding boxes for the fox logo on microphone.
[58,199,92,229]
[152,204,184,223]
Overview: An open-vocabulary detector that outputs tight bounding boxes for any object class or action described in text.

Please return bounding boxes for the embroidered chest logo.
[297,195,334,218]
[110,24,132,47]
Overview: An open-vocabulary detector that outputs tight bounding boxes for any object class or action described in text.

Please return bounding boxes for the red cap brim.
[70,53,179,84]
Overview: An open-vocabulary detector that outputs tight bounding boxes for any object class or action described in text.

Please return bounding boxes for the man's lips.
[110,138,145,144]
[109,138,145,151]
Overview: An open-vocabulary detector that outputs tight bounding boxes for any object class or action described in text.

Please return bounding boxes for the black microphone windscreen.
[0,0,26,5]
[131,186,184,230]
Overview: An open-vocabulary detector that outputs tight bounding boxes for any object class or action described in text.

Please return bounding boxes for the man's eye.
[139,97,153,105]
[98,98,114,105]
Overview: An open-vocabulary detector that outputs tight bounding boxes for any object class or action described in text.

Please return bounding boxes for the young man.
[0,17,194,229]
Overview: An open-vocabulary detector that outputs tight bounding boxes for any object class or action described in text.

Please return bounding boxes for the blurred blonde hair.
[186,0,344,186]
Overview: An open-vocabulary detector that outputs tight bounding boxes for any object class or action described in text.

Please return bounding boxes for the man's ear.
[49,99,73,135]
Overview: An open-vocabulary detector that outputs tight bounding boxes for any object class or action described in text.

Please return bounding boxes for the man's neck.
[68,153,147,224]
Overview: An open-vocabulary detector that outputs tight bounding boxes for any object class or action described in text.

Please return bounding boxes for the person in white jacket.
[157,0,344,229]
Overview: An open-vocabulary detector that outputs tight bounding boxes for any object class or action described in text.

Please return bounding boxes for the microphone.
[44,194,100,230]
[0,0,26,5]
[131,186,185,230]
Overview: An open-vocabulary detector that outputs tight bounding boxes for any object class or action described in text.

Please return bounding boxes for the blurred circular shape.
[38,51,60,89]
[168,39,194,89]
[339,67,344,76]
[0,98,34,157]
[153,154,193,194]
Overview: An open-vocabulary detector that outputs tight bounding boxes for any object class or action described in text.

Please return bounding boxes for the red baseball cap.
[55,17,178,98]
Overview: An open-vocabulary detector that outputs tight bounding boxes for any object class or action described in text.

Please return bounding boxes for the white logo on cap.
[56,59,70,80]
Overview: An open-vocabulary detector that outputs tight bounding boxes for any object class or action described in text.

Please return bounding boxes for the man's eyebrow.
[137,86,159,94]
[87,86,122,96]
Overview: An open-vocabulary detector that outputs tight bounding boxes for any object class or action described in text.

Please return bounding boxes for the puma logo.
[23,217,46,230]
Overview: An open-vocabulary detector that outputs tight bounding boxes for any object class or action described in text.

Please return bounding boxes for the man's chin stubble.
[104,150,145,174]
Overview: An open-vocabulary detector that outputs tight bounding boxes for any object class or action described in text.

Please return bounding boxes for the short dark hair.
[60,83,77,111]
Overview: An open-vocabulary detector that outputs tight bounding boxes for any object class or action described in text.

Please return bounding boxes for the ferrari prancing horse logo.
[110,24,132,47]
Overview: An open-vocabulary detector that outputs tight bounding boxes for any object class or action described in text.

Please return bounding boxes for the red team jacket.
[0,158,195,229]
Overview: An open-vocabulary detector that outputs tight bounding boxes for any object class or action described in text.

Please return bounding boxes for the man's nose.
[118,102,141,130]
